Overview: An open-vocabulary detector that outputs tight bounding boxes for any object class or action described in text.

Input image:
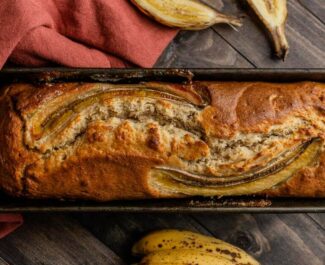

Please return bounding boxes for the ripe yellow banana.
[132,229,260,265]
[138,249,235,265]
[247,0,289,60]
[131,0,242,30]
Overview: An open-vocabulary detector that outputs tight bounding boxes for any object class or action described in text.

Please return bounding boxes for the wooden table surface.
[0,1,324,264]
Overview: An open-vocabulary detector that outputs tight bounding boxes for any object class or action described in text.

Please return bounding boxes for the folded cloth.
[0,0,178,68]
[0,214,23,239]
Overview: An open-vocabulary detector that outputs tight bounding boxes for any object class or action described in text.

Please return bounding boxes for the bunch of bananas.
[130,0,289,59]
[132,229,260,265]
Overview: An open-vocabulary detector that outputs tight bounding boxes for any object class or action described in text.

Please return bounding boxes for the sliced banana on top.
[131,0,242,30]
[247,0,289,60]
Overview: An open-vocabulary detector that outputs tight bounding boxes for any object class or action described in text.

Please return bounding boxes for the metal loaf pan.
[0,68,324,213]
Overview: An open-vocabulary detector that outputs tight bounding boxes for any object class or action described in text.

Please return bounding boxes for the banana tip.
[277,47,289,61]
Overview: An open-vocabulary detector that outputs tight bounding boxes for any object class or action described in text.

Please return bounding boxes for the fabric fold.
[0,0,178,68]
[0,214,23,239]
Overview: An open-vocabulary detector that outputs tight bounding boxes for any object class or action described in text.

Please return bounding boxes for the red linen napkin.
[0,0,178,238]
[0,0,178,68]
[0,214,23,239]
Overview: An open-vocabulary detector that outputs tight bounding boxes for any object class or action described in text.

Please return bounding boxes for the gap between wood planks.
[207,0,325,68]
[210,27,257,68]
[76,212,325,265]
[192,213,325,265]
[307,213,325,230]
[297,0,325,24]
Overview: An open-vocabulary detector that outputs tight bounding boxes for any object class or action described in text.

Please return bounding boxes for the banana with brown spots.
[132,229,260,265]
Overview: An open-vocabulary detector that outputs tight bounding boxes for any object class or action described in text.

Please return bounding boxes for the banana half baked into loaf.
[0,81,324,200]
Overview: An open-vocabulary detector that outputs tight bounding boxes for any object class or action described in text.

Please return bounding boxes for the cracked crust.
[0,81,324,201]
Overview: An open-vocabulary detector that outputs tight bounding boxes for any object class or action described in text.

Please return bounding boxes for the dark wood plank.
[207,0,325,68]
[298,0,325,23]
[155,29,254,68]
[308,213,325,230]
[0,214,125,265]
[194,214,325,265]
[77,213,214,264]
[0,257,10,265]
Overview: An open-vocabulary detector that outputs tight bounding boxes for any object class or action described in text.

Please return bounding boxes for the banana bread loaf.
[0,81,324,201]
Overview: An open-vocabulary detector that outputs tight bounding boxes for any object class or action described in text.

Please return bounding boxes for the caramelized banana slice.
[150,139,321,196]
[247,0,289,59]
[131,0,242,30]
[30,87,194,140]
[156,140,308,187]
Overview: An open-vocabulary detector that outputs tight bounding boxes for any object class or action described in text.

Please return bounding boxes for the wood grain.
[208,0,325,68]
[298,0,325,23]
[0,214,125,265]
[77,213,213,264]
[0,257,10,265]
[193,214,325,265]
[308,213,325,230]
[77,212,325,265]
[155,29,253,68]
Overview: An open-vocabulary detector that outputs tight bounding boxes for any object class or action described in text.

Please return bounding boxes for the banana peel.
[137,249,235,265]
[130,0,242,30]
[133,229,260,265]
[247,0,289,60]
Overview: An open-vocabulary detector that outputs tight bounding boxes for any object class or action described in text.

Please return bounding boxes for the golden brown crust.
[199,81,325,137]
[0,85,38,195]
[263,152,325,197]
[0,81,324,201]
[202,82,325,197]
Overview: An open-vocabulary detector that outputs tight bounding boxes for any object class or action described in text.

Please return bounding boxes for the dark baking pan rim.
[0,67,324,213]
[0,197,324,213]
[1,68,325,83]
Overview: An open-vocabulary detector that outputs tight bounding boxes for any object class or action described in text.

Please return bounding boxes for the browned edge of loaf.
[0,81,324,201]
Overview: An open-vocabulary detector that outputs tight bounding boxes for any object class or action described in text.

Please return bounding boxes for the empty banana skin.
[132,229,260,265]
[130,0,242,30]
[247,0,289,59]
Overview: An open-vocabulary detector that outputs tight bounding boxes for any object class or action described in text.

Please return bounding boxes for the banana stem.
[271,26,289,60]
[213,13,242,27]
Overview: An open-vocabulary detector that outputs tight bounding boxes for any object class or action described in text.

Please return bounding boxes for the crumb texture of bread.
[0,81,324,200]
